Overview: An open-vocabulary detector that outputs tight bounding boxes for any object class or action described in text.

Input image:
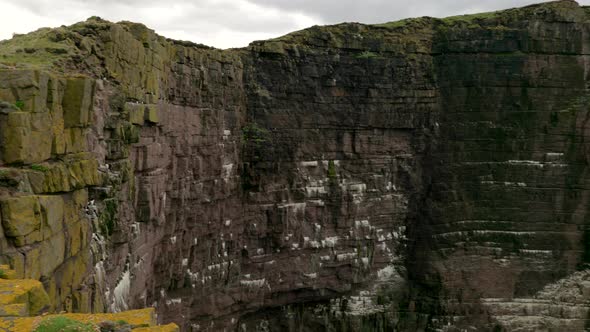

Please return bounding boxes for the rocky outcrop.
[0,265,178,331]
[1,1,590,331]
[406,2,590,330]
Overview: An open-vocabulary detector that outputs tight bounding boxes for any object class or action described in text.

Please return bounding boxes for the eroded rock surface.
[1,1,590,331]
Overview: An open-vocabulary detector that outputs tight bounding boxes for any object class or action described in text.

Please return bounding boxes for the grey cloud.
[5,0,590,49]
[152,2,303,33]
[246,0,588,24]
[13,0,304,33]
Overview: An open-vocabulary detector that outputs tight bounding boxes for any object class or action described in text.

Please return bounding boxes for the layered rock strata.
[0,1,589,331]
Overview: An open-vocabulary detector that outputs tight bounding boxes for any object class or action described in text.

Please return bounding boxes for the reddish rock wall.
[1,1,590,331]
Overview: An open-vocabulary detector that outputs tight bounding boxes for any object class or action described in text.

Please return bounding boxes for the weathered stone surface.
[2,1,590,332]
[37,156,100,193]
[125,102,145,125]
[0,276,50,316]
[38,195,64,238]
[62,77,94,127]
[0,196,42,246]
[145,104,159,123]
[1,112,32,164]
[0,272,177,331]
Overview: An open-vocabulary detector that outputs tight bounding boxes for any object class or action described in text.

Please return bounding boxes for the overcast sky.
[1,0,589,49]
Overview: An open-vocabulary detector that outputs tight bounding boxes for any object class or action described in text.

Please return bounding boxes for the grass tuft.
[34,316,96,332]
[356,50,378,59]
[30,164,49,172]
[14,100,24,110]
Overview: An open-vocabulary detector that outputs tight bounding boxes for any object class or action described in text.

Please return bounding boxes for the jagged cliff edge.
[1,0,590,331]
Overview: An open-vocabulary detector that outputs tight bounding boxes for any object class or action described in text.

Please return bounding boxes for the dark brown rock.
[1,1,590,331]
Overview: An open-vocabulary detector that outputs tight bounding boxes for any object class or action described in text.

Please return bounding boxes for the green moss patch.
[34,316,96,332]
[30,164,49,172]
[356,50,379,59]
[242,123,270,162]
[440,11,500,25]
[99,198,118,236]
[14,100,24,110]
[0,27,78,69]
[327,160,337,179]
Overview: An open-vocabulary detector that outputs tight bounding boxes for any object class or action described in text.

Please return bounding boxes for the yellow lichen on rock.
[0,304,27,317]
[37,195,65,239]
[40,308,157,326]
[63,128,88,154]
[125,102,145,125]
[0,24,178,332]
[145,104,159,123]
[0,278,50,316]
[132,323,180,332]
[0,196,42,247]
[23,157,100,194]
[62,77,94,128]
[0,265,17,280]
[0,308,178,331]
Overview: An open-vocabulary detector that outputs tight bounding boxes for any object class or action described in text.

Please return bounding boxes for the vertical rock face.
[1,1,590,331]
[236,21,437,331]
[413,2,590,330]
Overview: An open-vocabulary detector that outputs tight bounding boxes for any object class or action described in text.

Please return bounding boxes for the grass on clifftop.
[0,27,78,69]
[373,17,430,29]
[30,164,49,173]
[33,317,134,332]
[377,1,578,30]
[373,10,500,31]
[34,316,96,332]
[440,11,500,24]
